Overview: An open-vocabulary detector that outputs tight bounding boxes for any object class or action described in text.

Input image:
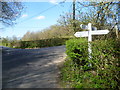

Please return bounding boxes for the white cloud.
[21,14,28,18]
[49,0,58,4]
[35,16,45,20]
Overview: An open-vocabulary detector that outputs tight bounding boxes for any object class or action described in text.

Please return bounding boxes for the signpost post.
[88,23,92,66]
[115,25,119,39]
[74,23,109,66]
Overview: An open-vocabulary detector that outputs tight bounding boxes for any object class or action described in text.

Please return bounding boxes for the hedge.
[63,38,120,88]
[66,38,89,69]
[19,38,70,49]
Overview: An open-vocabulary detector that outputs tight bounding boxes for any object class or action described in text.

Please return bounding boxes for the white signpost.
[74,23,110,66]
[74,30,109,37]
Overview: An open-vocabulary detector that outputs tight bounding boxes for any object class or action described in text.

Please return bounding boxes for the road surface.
[2,45,66,88]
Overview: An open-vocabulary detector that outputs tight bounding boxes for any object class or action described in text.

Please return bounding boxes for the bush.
[61,38,120,88]
[19,38,70,49]
[66,38,89,70]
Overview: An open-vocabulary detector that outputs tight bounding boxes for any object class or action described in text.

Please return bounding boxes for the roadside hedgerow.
[19,38,70,49]
[60,38,120,89]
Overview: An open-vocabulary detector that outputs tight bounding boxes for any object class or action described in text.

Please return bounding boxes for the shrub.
[66,38,89,70]
[62,38,120,88]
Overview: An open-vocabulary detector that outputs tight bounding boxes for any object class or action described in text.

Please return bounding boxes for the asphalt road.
[2,45,66,88]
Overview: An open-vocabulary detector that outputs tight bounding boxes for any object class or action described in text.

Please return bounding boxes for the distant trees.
[22,25,74,41]
[0,0,23,26]
[57,13,82,33]
[1,36,20,47]
[1,37,9,46]
[10,35,19,47]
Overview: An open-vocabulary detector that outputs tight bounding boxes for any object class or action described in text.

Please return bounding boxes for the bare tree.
[0,0,23,26]
[77,1,119,30]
